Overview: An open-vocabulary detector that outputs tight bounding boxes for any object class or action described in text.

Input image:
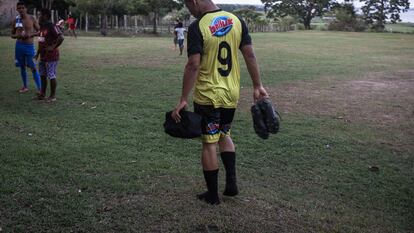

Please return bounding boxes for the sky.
[212,0,414,8]
[212,0,414,22]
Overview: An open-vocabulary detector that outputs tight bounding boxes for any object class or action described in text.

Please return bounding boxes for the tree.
[262,0,331,29]
[360,0,410,31]
[23,0,75,11]
[131,0,182,34]
[327,3,367,31]
[74,0,118,34]
[233,7,264,32]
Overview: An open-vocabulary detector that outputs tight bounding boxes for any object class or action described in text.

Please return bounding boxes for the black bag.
[163,110,202,139]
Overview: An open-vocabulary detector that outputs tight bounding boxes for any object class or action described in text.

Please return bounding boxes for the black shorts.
[194,103,236,143]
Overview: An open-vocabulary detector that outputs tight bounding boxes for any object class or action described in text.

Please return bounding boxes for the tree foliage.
[23,0,75,11]
[233,7,265,31]
[262,0,331,29]
[360,0,410,31]
[327,3,367,31]
[138,0,182,33]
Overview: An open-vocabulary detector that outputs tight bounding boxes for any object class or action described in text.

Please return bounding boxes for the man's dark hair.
[178,22,183,28]
[17,1,26,7]
[40,8,51,19]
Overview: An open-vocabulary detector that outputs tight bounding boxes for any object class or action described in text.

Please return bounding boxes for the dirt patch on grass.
[83,55,181,69]
[95,188,315,232]
[239,69,414,152]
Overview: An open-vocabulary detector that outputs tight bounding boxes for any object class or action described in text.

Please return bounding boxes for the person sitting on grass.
[35,8,64,102]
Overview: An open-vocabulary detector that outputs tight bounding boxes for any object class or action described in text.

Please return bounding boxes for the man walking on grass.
[35,8,64,102]
[172,0,269,205]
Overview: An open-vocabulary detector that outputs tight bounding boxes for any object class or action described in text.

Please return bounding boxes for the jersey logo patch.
[209,16,233,37]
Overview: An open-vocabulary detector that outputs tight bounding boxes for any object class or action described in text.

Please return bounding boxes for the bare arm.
[11,19,18,39]
[46,34,64,51]
[241,44,269,101]
[30,16,40,37]
[54,34,64,48]
[171,54,201,122]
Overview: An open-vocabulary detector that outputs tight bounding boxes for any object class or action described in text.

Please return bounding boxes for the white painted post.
[134,15,138,33]
[124,15,127,30]
[85,12,88,32]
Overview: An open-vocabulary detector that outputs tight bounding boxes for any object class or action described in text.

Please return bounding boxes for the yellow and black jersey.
[187,9,252,108]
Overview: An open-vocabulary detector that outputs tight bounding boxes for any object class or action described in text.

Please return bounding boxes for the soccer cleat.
[197,191,220,205]
[251,103,269,139]
[257,99,280,134]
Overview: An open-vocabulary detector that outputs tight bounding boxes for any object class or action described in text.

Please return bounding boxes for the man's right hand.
[253,85,269,102]
[172,99,188,123]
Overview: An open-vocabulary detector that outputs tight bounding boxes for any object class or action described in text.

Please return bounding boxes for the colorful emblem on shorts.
[209,16,233,37]
[206,123,220,135]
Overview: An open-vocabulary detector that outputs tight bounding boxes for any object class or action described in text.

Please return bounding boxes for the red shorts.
[69,24,76,30]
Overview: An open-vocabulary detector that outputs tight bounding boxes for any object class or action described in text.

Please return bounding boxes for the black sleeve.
[238,17,252,49]
[187,20,203,57]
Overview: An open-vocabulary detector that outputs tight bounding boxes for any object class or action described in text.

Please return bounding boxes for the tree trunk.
[303,17,311,30]
[42,0,54,10]
[85,12,88,32]
[100,14,108,36]
[115,15,118,30]
[377,0,385,31]
[152,12,157,34]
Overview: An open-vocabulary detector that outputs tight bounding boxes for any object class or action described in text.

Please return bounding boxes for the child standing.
[35,8,64,102]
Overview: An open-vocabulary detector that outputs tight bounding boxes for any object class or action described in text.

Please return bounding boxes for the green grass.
[1,31,413,232]
[385,23,414,33]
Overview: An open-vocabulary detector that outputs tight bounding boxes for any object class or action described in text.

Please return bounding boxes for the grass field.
[1,31,413,232]
[385,23,414,33]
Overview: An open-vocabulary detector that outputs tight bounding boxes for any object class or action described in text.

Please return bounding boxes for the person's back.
[175,27,186,40]
[174,22,187,55]
[172,0,269,205]
[189,10,249,108]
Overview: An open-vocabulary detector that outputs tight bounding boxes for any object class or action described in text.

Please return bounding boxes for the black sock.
[197,169,220,205]
[221,152,239,196]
